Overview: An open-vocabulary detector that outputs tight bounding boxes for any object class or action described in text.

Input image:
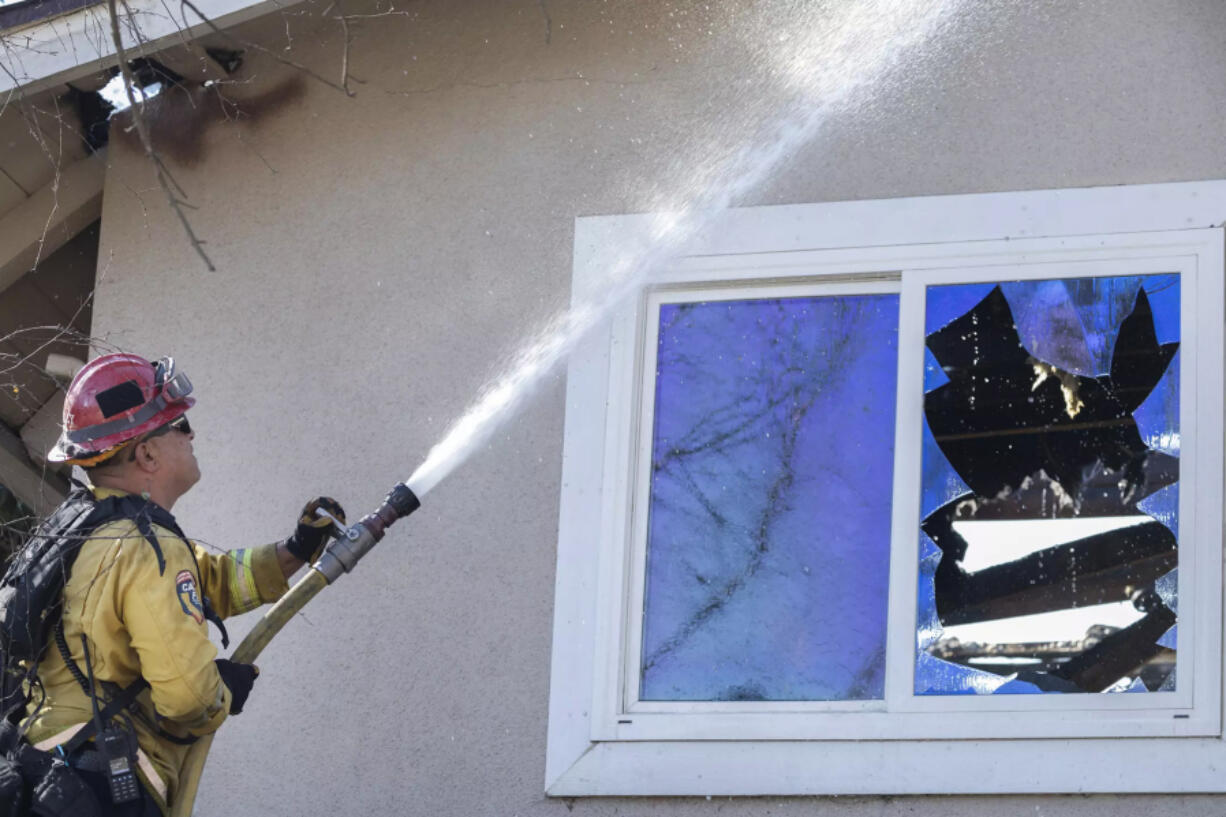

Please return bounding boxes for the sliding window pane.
[916,275,1180,695]
[641,293,898,701]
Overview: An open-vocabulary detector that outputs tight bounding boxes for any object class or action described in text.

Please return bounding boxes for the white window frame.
[547,180,1226,796]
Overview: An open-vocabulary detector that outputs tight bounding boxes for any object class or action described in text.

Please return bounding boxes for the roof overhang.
[0,0,300,96]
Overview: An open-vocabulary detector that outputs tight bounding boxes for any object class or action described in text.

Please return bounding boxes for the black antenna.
[80,635,105,738]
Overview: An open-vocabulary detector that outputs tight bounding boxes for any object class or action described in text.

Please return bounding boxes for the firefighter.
[20,352,343,815]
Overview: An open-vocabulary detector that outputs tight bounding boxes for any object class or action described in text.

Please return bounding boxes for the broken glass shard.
[924,347,950,391]
[1133,349,1180,456]
[641,293,898,701]
[1154,568,1178,615]
[917,274,1179,695]
[1137,483,1178,542]
[915,651,1010,695]
[1000,279,1097,376]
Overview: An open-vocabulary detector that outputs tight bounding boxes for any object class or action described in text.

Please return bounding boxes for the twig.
[235,132,278,174]
[107,0,215,271]
[538,0,552,45]
[0,56,22,119]
[335,0,352,95]
[11,97,65,274]
[120,180,151,222]
[332,9,410,19]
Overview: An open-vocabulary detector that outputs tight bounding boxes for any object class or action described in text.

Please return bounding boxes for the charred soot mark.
[107,74,307,168]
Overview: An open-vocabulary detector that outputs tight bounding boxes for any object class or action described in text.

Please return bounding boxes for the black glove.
[284,497,346,563]
[215,659,259,715]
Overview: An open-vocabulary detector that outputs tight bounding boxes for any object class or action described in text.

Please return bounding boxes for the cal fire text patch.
[176,569,205,624]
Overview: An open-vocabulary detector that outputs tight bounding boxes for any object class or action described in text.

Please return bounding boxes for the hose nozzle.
[314,482,421,583]
[383,482,421,521]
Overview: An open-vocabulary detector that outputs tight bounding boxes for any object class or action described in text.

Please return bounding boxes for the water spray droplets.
[406,0,969,499]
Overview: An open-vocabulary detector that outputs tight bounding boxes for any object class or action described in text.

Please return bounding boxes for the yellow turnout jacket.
[22,486,289,812]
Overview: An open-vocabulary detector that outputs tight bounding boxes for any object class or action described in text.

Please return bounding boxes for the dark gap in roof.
[67,58,185,151]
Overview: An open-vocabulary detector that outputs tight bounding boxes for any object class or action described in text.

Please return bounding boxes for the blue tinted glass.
[917,274,1179,695]
[641,293,898,701]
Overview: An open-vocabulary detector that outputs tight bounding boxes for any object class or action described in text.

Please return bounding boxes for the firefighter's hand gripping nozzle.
[313,482,421,584]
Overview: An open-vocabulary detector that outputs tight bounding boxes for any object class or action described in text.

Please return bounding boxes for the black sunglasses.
[127,416,193,461]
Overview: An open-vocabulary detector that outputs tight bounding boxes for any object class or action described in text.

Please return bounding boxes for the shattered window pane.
[641,294,898,701]
[917,275,1179,695]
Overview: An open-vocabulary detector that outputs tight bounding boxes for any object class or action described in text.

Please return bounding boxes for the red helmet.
[48,353,195,465]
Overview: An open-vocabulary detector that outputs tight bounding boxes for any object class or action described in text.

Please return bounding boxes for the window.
[635,285,900,706]
[548,181,1226,795]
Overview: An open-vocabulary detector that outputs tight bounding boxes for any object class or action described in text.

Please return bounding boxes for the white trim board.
[549,179,1226,795]
[550,737,1226,797]
[573,180,1226,262]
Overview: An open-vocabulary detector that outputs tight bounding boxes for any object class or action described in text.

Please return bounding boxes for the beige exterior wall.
[90,0,1226,814]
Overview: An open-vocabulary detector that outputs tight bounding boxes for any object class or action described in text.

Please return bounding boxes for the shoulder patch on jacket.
[175,570,205,624]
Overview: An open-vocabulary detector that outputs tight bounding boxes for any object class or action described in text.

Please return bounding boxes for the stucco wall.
[91,0,1226,814]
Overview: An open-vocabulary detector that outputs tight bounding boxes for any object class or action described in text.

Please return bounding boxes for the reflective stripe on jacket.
[22,486,289,813]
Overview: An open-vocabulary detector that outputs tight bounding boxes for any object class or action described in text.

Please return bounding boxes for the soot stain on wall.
[108,73,307,168]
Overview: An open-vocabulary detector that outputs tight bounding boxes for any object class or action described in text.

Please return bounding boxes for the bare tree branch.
[321,1,353,95]
[107,0,215,270]
[332,9,408,19]
[336,2,352,95]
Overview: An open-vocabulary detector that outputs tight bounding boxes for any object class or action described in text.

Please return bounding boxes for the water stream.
[406,0,970,500]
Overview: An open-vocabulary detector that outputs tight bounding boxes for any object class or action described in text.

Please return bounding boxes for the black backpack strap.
[49,622,148,755]
[13,490,229,743]
[53,621,201,749]
[100,494,171,577]
[153,728,198,746]
[0,486,122,669]
[58,680,149,756]
[131,502,231,649]
[127,497,231,647]
[129,511,166,576]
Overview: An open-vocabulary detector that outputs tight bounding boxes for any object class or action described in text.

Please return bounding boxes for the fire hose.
[170,482,421,817]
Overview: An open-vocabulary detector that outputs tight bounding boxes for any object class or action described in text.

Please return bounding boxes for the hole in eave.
[69,58,185,150]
